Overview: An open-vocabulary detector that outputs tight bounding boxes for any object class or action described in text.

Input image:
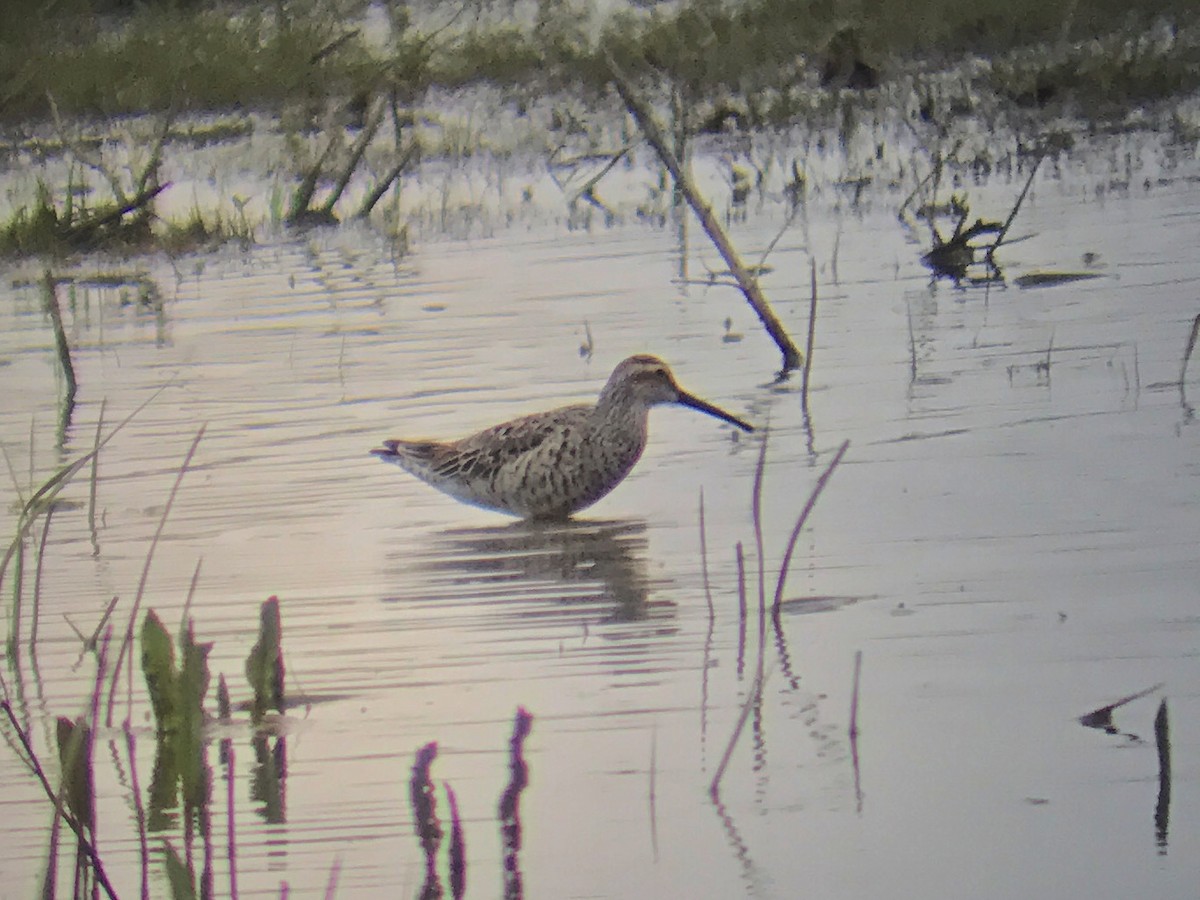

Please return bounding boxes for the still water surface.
[1,139,1198,898]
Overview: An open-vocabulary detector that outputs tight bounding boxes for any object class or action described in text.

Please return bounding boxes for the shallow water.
[1,135,1199,899]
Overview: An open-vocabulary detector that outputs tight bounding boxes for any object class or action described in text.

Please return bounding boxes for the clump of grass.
[0,405,311,897]
[0,114,169,257]
[3,152,257,259]
[136,594,293,893]
[0,179,64,256]
[159,203,256,255]
[140,607,213,852]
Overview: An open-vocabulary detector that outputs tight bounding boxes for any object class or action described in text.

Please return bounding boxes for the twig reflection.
[711,793,761,896]
[250,733,287,825]
[499,707,533,900]
[445,783,465,900]
[409,741,443,900]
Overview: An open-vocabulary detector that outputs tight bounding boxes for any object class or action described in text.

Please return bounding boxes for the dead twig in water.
[66,595,119,669]
[735,541,747,680]
[66,183,170,248]
[1078,682,1164,732]
[752,192,804,276]
[988,153,1043,261]
[567,146,630,209]
[849,649,864,812]
[319,100,387,221]
[699,491,715,749]
[848,650,863,741]
[802,258,818,411]
[357,140,420,220]
[924,149,1042,284]
[921,214,1003,283]
[1154,699,1171,850]
[913,144,1042,285]
[648,728,659,863]
[1179,312,1200,414]
[1181,313,1200,384]
[607,56,802,373]
[46,98,173,249]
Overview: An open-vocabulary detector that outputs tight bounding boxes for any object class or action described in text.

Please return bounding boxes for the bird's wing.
[434,404,591,481]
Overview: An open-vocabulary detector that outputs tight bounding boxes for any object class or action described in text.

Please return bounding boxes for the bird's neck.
[594,392,652,432]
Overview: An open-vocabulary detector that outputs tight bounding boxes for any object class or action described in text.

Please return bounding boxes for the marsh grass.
[284,96,418,228]
[2,0,1196,128]
[708,433,850,798]
[0,5,383,123]
[158,204,256,255]
[1,389,165,655]
[0,164,254,258]
[905,147,1050,286]
[0,695,120,900]
[0,406,302,898]
[0,170,164,258]
[990,25,1200,114]
[5,579,295,899]
[3,0,1197,260]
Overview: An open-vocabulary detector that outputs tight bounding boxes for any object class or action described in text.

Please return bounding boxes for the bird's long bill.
[677,390,754,432]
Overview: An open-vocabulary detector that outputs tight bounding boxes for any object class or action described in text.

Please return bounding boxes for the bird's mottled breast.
[501,404,648,517]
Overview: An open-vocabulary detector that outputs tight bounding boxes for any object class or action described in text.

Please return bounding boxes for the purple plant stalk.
[771,440,850,620]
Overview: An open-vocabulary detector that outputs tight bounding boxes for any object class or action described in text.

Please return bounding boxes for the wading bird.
[371,354,753,519]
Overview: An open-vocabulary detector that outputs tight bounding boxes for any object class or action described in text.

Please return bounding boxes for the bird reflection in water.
[393,517,667,624]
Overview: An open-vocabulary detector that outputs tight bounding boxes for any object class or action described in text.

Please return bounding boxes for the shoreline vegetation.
[1,0,1198,258]
[0,0,1197,126]
[3,0,1199,129]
